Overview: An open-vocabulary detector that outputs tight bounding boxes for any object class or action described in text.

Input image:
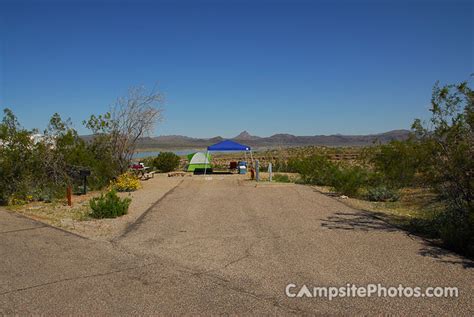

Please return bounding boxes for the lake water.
[133,149,250,159]
[133,149,198,159]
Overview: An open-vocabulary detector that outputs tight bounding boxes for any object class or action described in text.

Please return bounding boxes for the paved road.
[1,177,473,315]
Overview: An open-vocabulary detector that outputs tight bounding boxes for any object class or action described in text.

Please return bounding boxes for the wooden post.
[67,186,72,206]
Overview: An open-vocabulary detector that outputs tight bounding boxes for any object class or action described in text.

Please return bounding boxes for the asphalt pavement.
[1,176,473,315]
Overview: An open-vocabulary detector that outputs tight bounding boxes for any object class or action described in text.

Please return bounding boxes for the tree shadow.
[320,209,474,268]
[320,211,399,232]
[418,244,474,269]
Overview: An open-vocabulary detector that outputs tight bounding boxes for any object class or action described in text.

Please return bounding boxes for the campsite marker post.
[255,160,260,182]
[66,186,72,207]
[268,163,272,182]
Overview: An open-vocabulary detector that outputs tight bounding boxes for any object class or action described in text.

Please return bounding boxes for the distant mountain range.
[135,130,411,149]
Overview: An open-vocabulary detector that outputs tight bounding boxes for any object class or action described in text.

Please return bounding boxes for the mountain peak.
[234,130,260,140]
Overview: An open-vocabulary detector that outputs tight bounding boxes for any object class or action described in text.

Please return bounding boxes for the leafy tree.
[412,77,474,253]
[0,109,36,203]
[84,86,164,173]
[41,113,86,187]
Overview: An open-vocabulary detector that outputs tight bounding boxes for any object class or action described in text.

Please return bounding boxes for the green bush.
[434,205,474,255]
[331,166,367,197]
[366,186,400,202]
[290,155,337,186]
[412,79,474,256]
[152,152,180,172]
[89,190,131,219]
[291,154,367,197]
[273,173,291,183]
[366,139,426,188]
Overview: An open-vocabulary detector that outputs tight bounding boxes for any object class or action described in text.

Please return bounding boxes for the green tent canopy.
[187,152,212,172]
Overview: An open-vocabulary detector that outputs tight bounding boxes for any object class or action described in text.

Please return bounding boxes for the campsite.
[2,161,473,314]
[1,109,474,314]
[1,0,473,315]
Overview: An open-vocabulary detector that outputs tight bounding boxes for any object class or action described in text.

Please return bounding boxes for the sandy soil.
[7,173,185,241]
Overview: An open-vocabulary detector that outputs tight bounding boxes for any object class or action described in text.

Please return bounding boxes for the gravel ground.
[76,173,185,240]
[1,176,473,315]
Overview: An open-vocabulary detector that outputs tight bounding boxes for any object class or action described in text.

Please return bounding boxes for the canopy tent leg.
[204,150,209,175]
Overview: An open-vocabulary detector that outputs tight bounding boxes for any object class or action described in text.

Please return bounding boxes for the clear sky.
[0,0,472,138]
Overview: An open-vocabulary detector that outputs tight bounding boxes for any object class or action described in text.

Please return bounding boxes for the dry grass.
[7,198,92,227]
[6,189,102,227]
[6,174,183,240]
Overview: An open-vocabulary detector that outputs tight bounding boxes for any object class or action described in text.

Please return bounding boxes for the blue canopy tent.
[204,140,254,174]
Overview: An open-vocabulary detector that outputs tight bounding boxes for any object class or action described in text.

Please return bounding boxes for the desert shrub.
[290,155,337,186]
[434,204,474,255]
[0,109,39,204]
[273,173,291,183]
[291,154,368,196]
[8,193,32,206]
[85,136,121,189]
[331,165,367,197]
[412,78,473,256]
[152,152,180,172]
[273,161,298,173]
[366,186,400,202]
[141,156,155,168]
[111,172,141,192]
[89,190,131,219]
[1,96,163,204]
[365,139,426,188]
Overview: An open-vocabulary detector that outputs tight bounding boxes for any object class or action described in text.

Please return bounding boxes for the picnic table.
[130,164,155,180]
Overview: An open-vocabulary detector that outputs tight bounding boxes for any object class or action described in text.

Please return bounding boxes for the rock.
[168,172,186,177]
[340,195,348,199]
[28,206,43,210]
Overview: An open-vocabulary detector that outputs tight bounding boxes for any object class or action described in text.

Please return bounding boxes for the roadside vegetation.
[89,189,131,219]
[111,172,142,192]
[0,86,163,219]
[272,173,291,183]
[272,78,473,256]
[148,151,181,173]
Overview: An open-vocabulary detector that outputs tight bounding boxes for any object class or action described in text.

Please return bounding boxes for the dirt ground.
[7,173,185,240]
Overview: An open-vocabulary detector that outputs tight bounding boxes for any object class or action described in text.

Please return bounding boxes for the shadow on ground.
[320,208,474,268]
[418,244,474,269]
[320,211,399,232]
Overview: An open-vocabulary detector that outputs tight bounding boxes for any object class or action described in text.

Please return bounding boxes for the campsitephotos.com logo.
[285,283,459,300]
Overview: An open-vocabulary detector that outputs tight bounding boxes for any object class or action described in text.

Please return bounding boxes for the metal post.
[83,175,87,195]
[268,163,272,182]
[255,160,260,182]
[204,150,209,175]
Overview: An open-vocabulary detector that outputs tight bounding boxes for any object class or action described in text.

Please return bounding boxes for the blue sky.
[0,0,472,137]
